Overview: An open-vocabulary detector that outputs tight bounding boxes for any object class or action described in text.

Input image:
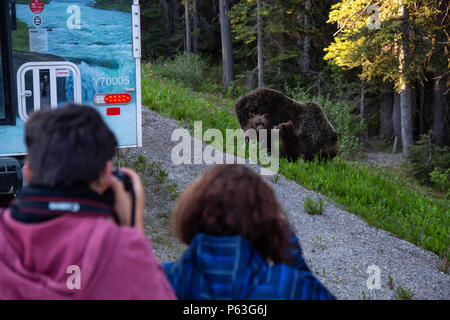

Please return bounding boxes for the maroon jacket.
[0,206,176,300]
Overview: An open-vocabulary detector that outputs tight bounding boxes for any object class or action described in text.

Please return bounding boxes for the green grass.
[142,70,239,136]
[395,286,415,300]
[361,290,372,300]
[12,21,30,52]
[116,152,180,202]
[388,274,395,290]
[304,196,326,215]
[92,0,132,12]
[141,67,450,258]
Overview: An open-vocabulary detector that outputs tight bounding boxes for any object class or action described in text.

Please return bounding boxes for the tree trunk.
[256,0,264,87]
[303,0,311,73]
[192,0,198,54]
[219,0,235,88]
[433,72,446,145]
[185,0,191,54]
[400,84,413,156]
[432,0,449,145]
[418,81,425,135]
[161,0,170,38]
[399,3,413,157]
[360,80,367,144]
[170,0,179,36]
[393,91,402,141]
[379,85,394,141]
[411,85,417,138]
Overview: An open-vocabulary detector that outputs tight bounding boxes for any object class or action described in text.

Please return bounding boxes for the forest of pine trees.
[139,0,449,155]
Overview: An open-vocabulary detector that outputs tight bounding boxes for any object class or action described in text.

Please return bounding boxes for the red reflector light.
[106,107,121,116]
[104,93,132,104]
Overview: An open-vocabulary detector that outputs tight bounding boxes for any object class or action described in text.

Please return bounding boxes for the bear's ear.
[249,112,256,118]
[262,113,269,119]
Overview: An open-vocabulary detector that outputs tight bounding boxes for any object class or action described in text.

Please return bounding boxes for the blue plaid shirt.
[163,233,335,300]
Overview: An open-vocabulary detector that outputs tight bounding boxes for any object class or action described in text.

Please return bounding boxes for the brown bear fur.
[235,88,339,159]
[276,120,314,162]
[243,113,272,152]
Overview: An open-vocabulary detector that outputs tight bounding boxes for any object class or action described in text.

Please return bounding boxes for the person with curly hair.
[164,164,335,300]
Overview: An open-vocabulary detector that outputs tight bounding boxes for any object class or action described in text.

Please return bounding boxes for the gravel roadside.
[126,106,449,300]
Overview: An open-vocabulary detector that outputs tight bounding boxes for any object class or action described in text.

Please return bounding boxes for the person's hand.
[109,167,146,232]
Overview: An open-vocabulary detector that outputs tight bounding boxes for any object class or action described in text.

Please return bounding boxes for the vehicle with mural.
[0,0,142,196]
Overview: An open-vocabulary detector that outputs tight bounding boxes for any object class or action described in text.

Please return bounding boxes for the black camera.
[103,170,136,226]
[113,170,133,193]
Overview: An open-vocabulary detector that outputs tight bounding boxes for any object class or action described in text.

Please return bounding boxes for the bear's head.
[247,113,270,131]
[244,113,270,143]
[276,120,296,139]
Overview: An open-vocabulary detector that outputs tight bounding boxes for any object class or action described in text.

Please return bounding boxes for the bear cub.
[277,120,314,162]
[243,113,272,151]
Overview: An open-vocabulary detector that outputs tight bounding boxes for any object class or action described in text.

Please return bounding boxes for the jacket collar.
[184,233,268,274]
[10,185,117,224]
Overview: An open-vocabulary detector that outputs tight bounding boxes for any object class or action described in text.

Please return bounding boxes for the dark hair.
[172,164,292,263]
[25,104,117,188]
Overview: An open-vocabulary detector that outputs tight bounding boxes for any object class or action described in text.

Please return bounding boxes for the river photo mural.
[3,0,139,155]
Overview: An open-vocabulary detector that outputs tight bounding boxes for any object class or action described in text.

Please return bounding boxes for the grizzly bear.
[243,113,272,152]
[235,88,339,160]
[276,120,314,162]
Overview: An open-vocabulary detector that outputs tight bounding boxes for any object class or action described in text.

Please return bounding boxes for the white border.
[132,1,142,148]
[0,152,27,157]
